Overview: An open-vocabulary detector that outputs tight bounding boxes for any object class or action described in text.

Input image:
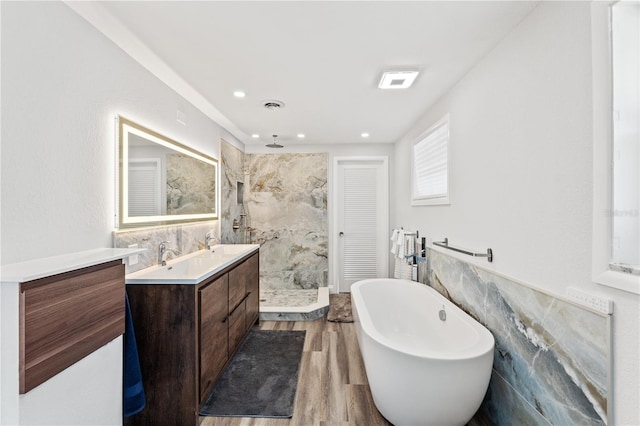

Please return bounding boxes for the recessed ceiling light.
[233,91,246,98]
[297,133,305,139]
[361,132,370,138]
[378,71,419,89]
[251,134,260,138]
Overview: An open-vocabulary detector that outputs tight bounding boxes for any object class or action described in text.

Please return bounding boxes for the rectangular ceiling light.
[378,71,419,89]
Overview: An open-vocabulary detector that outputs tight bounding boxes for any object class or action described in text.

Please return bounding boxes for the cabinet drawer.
[199,275,229,403]
[20,261,124,394]
[244,254,260,328]
[228,255,256,313]
[228,301,246,353]
[228,278,245,315]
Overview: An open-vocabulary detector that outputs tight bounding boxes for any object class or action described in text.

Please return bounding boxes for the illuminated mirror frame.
[117,115,219,228]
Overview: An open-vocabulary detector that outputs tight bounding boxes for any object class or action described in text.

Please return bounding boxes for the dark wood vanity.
[125,250,260,426]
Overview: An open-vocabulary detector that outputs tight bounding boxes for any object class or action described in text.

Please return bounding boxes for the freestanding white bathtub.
[351,278,495,426]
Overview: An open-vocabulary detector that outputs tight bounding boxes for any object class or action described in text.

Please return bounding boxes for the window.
[611,0,639,276]
[591,1,640,294]
[411,114,450,206]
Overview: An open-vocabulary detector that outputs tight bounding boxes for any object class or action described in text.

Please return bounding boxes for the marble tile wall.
[166,153,217,215]
[245,153,328,291]
[423,248,610,425]
[113,221,218,273]
[220,140,247,244]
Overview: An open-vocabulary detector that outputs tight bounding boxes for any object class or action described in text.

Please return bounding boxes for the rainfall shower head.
[265,134,284,149]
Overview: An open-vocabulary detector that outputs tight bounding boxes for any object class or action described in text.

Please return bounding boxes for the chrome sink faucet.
[158,241,180,266]
[205,232,219,251]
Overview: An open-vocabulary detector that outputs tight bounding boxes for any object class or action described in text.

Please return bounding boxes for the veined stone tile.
[166,153,216,215]
[244,153,328,290]
[426,248,609,426]
[113,221,218,273]
[220,140,246,244]
[480,372,550,425]
[246,153,327,194]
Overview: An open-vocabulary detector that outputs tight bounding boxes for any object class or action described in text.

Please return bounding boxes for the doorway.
[333,157,389,293]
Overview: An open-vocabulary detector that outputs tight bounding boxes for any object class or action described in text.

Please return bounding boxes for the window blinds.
[412,118,449,201]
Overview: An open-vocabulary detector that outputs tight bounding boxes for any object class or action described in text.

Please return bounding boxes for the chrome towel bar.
[433,238,493,262]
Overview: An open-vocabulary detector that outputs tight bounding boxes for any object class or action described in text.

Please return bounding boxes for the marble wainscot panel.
[425,248,610,425]
[220,140,246,244]
[246,153,328,291]
[166,153,216,215]
[113,221,218,273]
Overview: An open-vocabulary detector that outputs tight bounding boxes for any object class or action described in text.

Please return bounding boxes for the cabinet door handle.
[222,316,228,323]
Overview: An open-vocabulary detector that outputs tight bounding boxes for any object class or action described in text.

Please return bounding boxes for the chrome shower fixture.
[265,134,284,148]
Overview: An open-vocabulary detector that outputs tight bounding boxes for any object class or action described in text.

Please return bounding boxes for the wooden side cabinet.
[20,260,125,394]
[125,250,260,426]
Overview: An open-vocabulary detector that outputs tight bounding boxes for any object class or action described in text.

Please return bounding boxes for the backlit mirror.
[117,116,218,228]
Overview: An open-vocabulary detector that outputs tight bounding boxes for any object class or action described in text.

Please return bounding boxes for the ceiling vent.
[261,99,285,110]
[378,71,419,89]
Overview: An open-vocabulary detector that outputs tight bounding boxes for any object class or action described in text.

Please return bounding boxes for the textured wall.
[245,153,328,290]
[424,248,610,425]
[220,140,247,244]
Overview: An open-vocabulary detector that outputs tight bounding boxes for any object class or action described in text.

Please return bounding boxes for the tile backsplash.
[424,248,611,425]
[113,221,218,273]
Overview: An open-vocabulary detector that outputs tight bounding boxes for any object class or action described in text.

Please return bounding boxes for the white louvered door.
[128,159,162,216]
[336,158,389,292]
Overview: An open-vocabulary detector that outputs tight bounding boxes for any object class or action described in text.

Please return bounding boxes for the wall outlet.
[566,287,613,315]
[128,244,139,265]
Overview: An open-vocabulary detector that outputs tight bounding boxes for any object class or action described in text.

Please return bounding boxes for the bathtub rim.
[351,278,495,361]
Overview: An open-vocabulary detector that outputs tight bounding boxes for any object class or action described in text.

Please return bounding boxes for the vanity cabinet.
[198,274,228,402]
[0,248,141,425]
[125,250,259,426]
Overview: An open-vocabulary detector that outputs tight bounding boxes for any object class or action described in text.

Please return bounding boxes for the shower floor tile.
[259,288,330,321]
[259,289,318,308]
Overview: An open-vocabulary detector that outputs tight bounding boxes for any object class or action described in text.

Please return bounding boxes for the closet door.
[335,158,389,292]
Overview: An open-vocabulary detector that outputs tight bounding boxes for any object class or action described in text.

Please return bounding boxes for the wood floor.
[199,318,391,426]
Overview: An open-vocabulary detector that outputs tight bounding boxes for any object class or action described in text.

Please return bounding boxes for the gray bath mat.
[327,293,353,323]
[199,329,306,418]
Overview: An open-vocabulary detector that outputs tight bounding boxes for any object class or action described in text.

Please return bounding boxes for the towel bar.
[433,238,493,262]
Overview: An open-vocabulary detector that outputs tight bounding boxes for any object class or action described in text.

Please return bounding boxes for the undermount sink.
[125,244,259,285]
[210,244,255,256]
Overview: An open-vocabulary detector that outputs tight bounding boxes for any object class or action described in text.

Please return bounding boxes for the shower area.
[220,141,329,319]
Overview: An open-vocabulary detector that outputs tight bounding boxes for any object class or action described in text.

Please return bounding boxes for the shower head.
[265,134,284,149]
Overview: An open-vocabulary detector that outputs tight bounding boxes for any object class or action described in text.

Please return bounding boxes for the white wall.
[0,1,240,265]
[0,1,236,423]
[393,2,639,424]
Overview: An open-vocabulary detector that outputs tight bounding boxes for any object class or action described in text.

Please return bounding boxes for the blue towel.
[123,293,146,417]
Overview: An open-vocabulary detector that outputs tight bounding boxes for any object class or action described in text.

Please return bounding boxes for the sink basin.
[209,244,256,256]
[126,244,259,285]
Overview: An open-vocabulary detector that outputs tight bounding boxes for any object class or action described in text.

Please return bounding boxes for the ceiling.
[95,1,539,146]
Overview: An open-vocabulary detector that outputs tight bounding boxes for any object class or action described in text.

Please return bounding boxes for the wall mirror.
[117,116,218,228]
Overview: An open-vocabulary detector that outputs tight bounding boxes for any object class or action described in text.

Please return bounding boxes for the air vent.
[261,99,285,110]
[378,71,419,89]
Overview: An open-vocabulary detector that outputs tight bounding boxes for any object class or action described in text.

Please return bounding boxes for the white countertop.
[126,244,259,285]
[0,248,146,283]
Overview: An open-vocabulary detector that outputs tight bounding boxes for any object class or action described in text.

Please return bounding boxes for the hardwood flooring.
[199,319,391,426]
